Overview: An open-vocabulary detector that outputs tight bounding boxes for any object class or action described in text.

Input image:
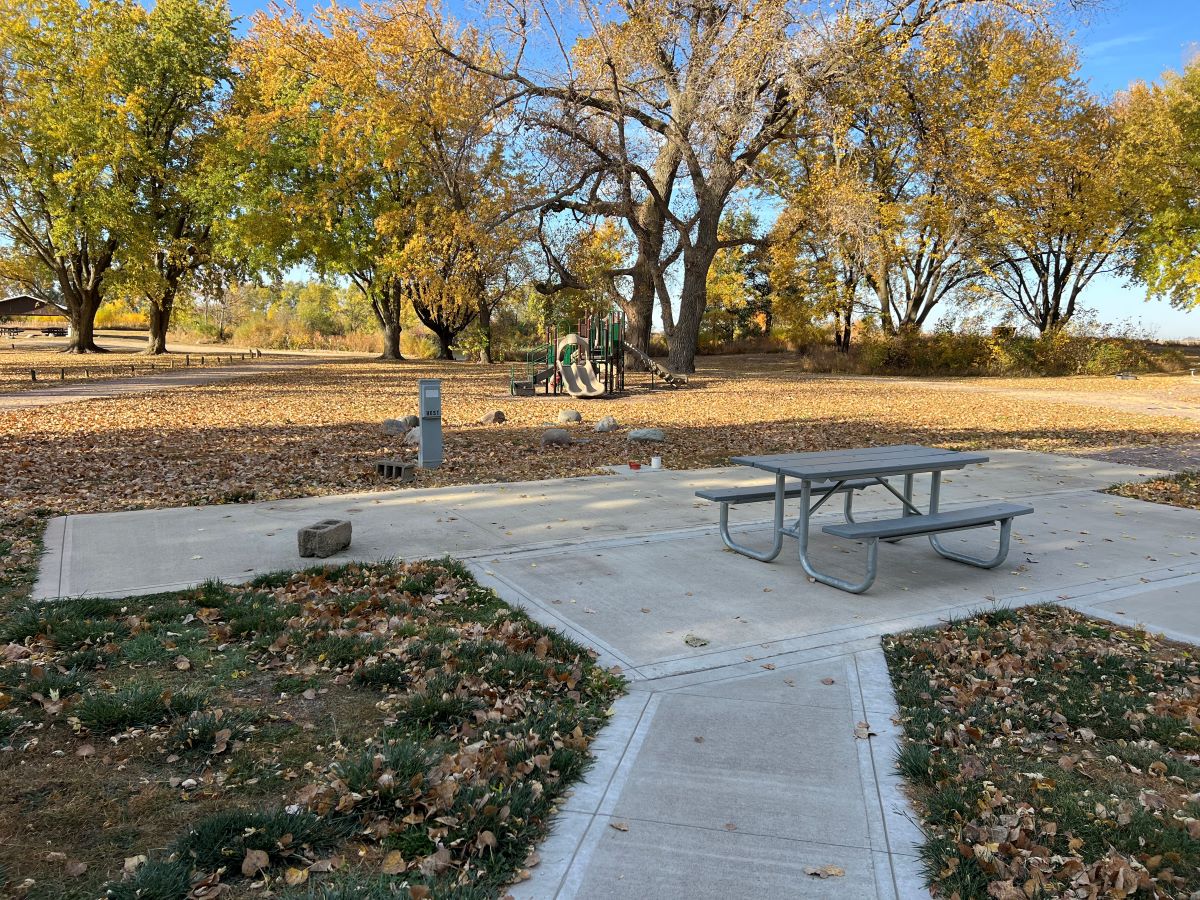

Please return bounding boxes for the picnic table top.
[730,444,990,481]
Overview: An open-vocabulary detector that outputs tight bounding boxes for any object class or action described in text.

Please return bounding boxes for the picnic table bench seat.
[694,478,879,505]
[823,502,1033,542]
[820,501,1034,593]
[697,478,882,550]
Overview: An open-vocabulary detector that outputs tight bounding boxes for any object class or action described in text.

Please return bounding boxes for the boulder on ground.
[627,427,665,442]
[541,428,573,447]
[594,415,619,433]
[381,418,410,436]
[402,414,420,428]
[404,427,422,446]
[557,409,582,424]
[479,409,506,425]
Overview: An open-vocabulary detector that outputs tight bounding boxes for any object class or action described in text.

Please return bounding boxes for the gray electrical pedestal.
[417,379,443,469]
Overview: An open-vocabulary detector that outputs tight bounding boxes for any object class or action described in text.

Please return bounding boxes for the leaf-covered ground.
[1109,471,1200,511]
[2,355,1196,522]
[0,558,623,899]
[885,606,1200,900]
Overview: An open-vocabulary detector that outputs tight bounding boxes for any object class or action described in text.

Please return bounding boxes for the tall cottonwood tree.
[959,23,1136,333]
[0,0,136,352]
[235,5,434,359]
[425,0,1073,372]
[1119,56,1200,310]
[239,5,527,360]
[116,0,235,354]
[371,17,533,361]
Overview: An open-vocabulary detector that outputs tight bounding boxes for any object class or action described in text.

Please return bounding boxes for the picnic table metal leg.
[717,472,785,562]
[926,471,1015,568]
[797,479,879,593]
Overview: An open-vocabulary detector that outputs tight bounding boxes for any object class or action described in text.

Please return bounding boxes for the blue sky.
[225,0,1200,338]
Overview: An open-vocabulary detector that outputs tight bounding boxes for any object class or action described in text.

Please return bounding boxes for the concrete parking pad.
[30,450,1200,899]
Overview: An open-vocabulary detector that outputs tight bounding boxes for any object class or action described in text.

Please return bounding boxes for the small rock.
[380,418,409,436]
[594,415,619,433]
[404,427,421,447]
[627,427,665,442]
[181,778,198,790]
[558,409,582,424]
[480,409,506,425]
[541,428,573,447]
[402,414,420,428]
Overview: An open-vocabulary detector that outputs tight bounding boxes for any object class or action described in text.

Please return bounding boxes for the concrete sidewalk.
[31,451,1200,899]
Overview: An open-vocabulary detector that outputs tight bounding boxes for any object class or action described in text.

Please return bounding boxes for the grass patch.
[0,558,623,898]
[885,604,1200,898]
[76,681,206,733]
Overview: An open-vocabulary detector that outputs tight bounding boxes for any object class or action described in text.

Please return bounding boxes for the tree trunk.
[666,246,716,374]
[63,290,105,353]
[477,302,493,363]
[144,291,174,355]
[433,329,455,360]
[836,304,852,352]
[371,277,405,361]
[380,321,403,360]
[621,255,656,370]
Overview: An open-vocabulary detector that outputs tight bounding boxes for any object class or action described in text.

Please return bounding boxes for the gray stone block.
[627,427,665,442]
[479,409,506,424]
[541,428,572,447]
[375,458,415,481]
[558,409,582,423]
[594,415,619,433]
[404,427,421,446]
[298,519,352,558]
[381,418,410,436]
[402,414,420,428]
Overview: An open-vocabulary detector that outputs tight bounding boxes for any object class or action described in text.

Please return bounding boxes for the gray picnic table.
[696,444,1033,593]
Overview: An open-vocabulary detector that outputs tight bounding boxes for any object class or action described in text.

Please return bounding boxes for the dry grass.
[1,354,1197,520]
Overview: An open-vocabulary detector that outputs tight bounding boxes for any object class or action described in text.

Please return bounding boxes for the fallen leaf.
[609,821,630,832]
[805,865,845,878]
[380,850,406,875]
[241,849,270,878]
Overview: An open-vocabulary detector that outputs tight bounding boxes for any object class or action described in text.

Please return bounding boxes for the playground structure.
[510,311,687,398]
[511,312,626,398]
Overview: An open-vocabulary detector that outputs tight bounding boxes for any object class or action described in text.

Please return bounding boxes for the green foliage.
[104,859,193,900]
[1121,56,1200,309]
[76,682,206,733]
[174,809,349,871]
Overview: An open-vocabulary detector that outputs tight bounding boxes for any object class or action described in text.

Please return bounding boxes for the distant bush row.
[833,330,1188,377]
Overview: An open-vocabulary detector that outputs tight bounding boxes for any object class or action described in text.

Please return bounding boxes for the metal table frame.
[724,445,991,593]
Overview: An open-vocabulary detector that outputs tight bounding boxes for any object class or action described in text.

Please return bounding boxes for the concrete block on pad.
[298,519,351,558]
